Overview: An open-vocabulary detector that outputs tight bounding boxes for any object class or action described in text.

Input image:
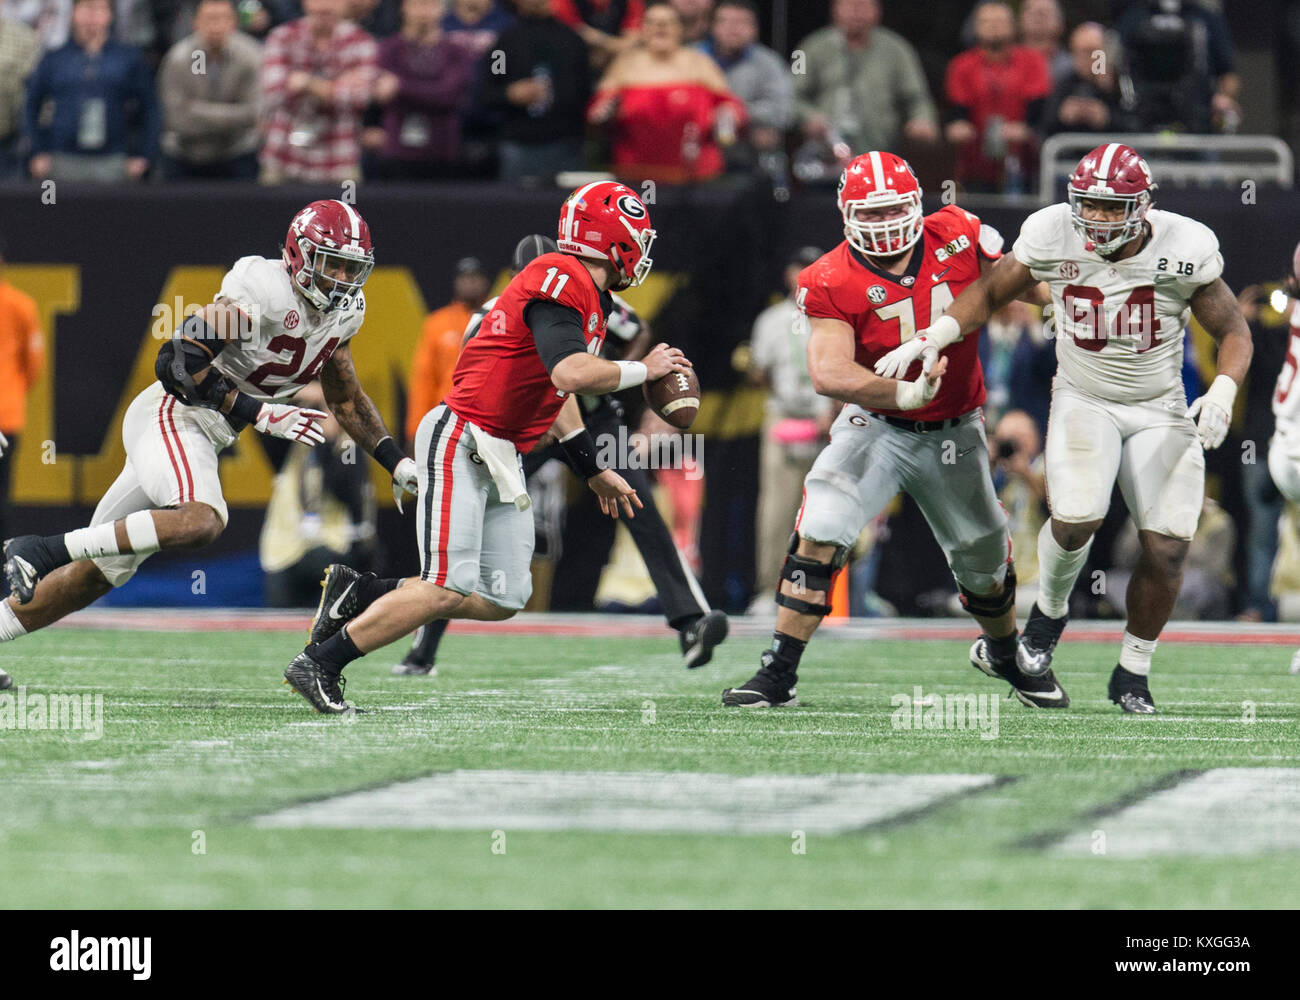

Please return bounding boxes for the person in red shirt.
[722,151,1061,710]
[944,0,1050,193]
[588,1,745,183]
[282,182,693,712]
[550,0,643,65]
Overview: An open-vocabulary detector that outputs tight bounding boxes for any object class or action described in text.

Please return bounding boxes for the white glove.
[253,402,328,446]
[0,430,8,459]
[873,315,963,380]
[391,456,418,513]
[894,367,943,410]
[1185,374,1238,451]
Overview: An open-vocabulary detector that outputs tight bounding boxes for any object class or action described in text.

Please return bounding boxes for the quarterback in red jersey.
[723,150,1064,710]
[280,182,692,713]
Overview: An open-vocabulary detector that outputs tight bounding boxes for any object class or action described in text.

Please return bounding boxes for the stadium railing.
[1038,132,1295,204]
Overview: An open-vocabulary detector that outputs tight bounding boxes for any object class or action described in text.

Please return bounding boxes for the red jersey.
[445,252,608,451]
[796,205,1000,423]
[944,45,1050,187]
[596,83,746,182]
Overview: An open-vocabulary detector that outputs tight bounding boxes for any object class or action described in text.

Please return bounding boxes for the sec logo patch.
[1059,262,1079,280]
[284,310,300,329]
[867,285,887,304]
[588,313,599,332]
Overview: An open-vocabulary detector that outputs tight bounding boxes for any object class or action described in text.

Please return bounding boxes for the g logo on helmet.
[616,194,646,219]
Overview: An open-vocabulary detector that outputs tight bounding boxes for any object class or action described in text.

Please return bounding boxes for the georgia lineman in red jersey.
[280,182,692,713]
[723,150,1065,709]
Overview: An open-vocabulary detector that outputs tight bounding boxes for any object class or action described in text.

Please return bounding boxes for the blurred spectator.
[944,0,1049,194]
[1116,0,1239,134]
[159,0,261,180]
[550,0,641,67]
[24,0,160,182]
[1039,21,1134,137]
[481,0,588,185]
[702,0,791,171]
[669,0,707,44]
[589,2,745,184]
[114,0,178,65]
[979,299,1033,426]
[346,0,399,36]
[259,0,377,184]
[364,0,476,179]
[0,14,38,179]
[987,408,1046,612]
[260,381,377,607]
[1019,0,1070,86]
[441,0,511,58]
[2,0,71,49]
[792,0,937,169]
[0,232,44,544]
[748,245,832,598]
[406,255,488,442]
[1238,279,1290,622]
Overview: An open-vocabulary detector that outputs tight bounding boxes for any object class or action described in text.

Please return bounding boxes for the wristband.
[615,360,648,390]
[1205,373,1238,412]
[229,391,263,424]
[925,314,962,350]
[558,426,603,478]
[374,436,406,475]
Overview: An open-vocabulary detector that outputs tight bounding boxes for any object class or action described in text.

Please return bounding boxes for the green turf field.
[2,624,1299,908]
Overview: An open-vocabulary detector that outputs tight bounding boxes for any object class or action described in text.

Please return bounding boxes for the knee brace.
[774,533,850,617]
[958,560,1017,619]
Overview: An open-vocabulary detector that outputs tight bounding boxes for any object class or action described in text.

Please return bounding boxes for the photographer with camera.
[989,409,1046,615]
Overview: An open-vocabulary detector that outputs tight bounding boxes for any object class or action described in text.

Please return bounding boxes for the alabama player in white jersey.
[0,201,418,683]
[1268,241,1300,672]
[876,142,1252,713]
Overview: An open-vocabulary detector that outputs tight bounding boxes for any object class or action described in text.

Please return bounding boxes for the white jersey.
[1013,204,1223,403]
[213,256,366,402]
[1272,302,1300,430]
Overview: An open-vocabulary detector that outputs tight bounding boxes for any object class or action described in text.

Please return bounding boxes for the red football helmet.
[1067,143,1156,254]
[556,181,656,290]
[837,151,924,257]
[283,200,375,312]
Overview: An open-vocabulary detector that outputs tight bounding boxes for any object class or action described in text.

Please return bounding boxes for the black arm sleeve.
[155,314,236,409]
[525,299,590,373]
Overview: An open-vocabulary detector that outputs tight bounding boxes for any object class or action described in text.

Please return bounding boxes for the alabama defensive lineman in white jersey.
[0,201,418,690]
[875,143,1252,713]
[1267,241,1300,672]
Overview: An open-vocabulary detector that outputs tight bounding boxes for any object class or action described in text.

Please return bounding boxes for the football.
[643,368,701,429]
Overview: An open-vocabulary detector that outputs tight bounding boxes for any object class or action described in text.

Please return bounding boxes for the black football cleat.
[722,661,797,707]
[309,564,366,646]
[0,667,12,690]
[1016,603,1068,677]
[971,635,1069,709]
[284,651,353,714]
[680,610,729,669]
[1108,664,1156,714]
[3,535,61,605]
[392,658,436,677]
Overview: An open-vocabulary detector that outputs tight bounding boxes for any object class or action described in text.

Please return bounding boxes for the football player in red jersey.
[722,150,1064,709]
[282,182,694,713]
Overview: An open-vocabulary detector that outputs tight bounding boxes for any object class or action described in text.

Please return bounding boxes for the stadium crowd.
[0,0,1250,189]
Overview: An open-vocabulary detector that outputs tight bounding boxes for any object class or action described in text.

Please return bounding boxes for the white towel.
[469,422,531,511]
